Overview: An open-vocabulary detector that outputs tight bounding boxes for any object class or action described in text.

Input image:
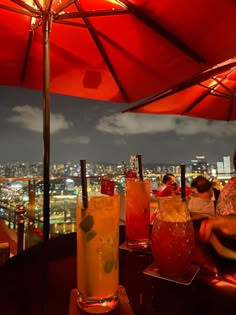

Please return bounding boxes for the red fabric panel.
[0,0,236,104]
[126,61,236,121]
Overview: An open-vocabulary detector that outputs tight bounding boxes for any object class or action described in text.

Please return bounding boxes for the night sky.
[0,86,235,165]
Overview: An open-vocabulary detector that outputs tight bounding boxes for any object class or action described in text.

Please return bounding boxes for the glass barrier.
[0,175,127,252]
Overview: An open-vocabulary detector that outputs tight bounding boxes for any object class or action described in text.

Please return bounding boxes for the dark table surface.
[1,223,236,315]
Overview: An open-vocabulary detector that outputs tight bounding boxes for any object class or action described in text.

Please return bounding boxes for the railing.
[0,172,230,254]
[0,175,128,253]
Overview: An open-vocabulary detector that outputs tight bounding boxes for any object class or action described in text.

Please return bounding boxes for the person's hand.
[199,216,236,243]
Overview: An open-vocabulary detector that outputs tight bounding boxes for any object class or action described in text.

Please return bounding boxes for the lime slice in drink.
[79,214,94,232]
[86,229,97,242]
[104,260,114,274]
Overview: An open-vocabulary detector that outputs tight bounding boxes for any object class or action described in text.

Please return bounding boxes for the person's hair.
[191,176,212,193]
[163,173,175,184]
[211,177,221,189]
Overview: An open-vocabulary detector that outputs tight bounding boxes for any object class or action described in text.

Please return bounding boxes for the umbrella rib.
[31,19,42,31]
[198,79,235,100]
[73,2,129,102]
[54,0,130,18]
[174,63,236,92]
[54,20,87,28]
[33,0,43,11]
[55,8,130,20]
[21,30,34,85]
[213,77,234,96]
[118,0,206,63]
[224,68,236,82]
[0,3,36,17]
[182,88,213,115]
[210,92,234,100]
[56,18,161,80]
[10,0,41,15]
[123,61,236,113]
[54,0,76,15]
[216,67,236,82]
[47,0,54,12]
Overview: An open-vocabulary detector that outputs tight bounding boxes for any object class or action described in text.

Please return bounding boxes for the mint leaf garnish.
[79,214,94,232]
[104,260,114,273]
[86,230,97,242]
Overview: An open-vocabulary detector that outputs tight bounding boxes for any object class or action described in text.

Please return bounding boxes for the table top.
[0,223,236,315]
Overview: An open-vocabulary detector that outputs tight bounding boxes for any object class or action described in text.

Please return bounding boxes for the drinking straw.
[79,160,91,295]
[137,154,144,181]
[180,163,186,200]
[80,160,88,208]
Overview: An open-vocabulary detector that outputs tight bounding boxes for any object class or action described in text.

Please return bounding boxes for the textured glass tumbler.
[151,197,195,277]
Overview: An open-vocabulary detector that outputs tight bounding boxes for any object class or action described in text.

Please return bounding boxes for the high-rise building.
[129,154,139,173]
[217,161,224,174]
[223,156,231,174]
[191,155,208,173]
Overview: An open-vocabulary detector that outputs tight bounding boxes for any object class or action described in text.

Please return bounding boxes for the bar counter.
[0,224,236,315]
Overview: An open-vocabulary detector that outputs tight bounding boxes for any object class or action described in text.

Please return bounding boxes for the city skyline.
[0,156,234,181]
[0,86,235,165]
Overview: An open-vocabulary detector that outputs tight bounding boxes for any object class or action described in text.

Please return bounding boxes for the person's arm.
[199,216,236,243]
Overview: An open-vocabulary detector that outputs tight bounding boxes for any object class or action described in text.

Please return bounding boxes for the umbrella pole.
[42,13,51,241]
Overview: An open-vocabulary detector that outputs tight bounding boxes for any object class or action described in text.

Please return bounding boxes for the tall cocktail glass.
[151,197,195,277]
[125,179,150,249]
[76,192,120,314]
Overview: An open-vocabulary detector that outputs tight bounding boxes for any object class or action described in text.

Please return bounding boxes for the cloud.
[96,113,236,137]
[113,137,127,145]
[200,136,217,144]
[59,136,90,144]
[7,105,72,134]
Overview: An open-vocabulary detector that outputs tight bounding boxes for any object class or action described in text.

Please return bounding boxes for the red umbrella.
[3,0,236,102]
[1,0,236,240]
[123,59,236,121]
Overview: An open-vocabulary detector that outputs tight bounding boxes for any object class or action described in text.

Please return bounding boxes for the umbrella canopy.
[1,0,236,241]
[123,59,236,121]
[1,0,236,102]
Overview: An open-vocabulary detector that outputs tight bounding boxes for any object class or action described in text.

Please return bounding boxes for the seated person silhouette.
[188,175,215,218]
[153,173,190,197]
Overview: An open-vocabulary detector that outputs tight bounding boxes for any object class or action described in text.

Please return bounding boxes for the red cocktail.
[151,197,195,277]
[125,179,150,249]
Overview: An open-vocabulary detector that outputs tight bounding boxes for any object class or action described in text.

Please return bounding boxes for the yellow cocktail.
[77,193,120,313]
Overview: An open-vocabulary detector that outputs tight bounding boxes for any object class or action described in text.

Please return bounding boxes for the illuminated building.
[191,155,208,173]
[223,156,231,174]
